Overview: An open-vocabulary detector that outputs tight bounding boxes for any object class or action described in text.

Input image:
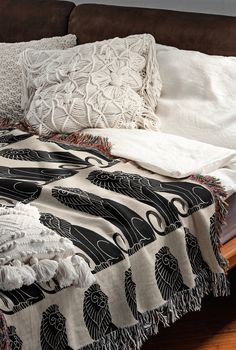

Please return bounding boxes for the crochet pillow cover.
[0,203,95,291]
[19,34,162,136]
[0,34,77,123]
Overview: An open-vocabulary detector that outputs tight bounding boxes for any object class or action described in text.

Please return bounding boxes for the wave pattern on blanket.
[0,128,229,350]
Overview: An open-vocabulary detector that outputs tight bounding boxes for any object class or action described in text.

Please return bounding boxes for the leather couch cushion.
[0,0,75,43]
[69,4,236,56]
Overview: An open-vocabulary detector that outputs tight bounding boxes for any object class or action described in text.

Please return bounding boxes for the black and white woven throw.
[0,127,229,350]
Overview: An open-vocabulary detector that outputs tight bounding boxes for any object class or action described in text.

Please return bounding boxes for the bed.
[0,1,235,349]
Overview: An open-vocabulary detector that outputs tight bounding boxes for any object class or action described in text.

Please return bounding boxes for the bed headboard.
[69,3,236,56]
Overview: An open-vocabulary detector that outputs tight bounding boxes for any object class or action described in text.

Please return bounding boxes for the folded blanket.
[0,202,95,290]
[84,128,236,196]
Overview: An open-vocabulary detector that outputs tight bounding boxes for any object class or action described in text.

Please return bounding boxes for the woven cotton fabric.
[19,34,162,135]
[0,35,77,122]
[0,127,229,350]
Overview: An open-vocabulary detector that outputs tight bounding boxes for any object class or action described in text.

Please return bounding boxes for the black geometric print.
[0,179,41,205]
[8,326,23,350]
[83,284,117,340]
[124,268,142,321]
[52,187,156,255]
[40,213,125,273]
[40,304,73,350]
[88,170,182,235]
[155,246,188,300]
[0,166,76,185]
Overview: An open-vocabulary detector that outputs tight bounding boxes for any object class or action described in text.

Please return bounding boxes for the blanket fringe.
[45,132,112,158]
[80,269,229,350]
[189,174,229,270]
[189,174,228,228]
[0,117,14,130]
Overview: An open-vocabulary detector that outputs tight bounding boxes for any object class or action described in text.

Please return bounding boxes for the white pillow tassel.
[13,260,36,286]
[0,264,23,291]
[55,256,77,288]
[72,255,96,288]
[140,35,162,111]
[30,257,58,283]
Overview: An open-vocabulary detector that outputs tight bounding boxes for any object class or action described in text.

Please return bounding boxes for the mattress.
[221,193,236,244]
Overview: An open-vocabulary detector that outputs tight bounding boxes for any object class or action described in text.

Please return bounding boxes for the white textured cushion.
[0,203,95,290]
[19,34,162,136]
[0,34,77,122]
[156,44,236,150]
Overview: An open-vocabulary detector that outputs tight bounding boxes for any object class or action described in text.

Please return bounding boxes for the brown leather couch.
[2,0,236,57]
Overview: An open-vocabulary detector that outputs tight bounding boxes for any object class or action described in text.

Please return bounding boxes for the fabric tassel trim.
[2,118,113,158]
[0,117,15,130]
[0,255,96,291]
[189,174,228,229]
[45,132,112,157]
[189,174,229,270]
[81,269,230,350]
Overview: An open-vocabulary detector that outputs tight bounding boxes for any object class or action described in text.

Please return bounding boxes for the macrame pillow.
[0,34,77,123]
[0,203,95,291]
[19,34,162,136]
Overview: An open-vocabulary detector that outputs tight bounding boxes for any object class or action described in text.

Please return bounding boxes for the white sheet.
[85,128,236,196]
[156,43,236,150]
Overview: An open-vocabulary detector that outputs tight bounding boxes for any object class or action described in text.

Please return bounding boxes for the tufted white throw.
[0,203,95,291]
[19,34,162,135]
[0,34,77,122]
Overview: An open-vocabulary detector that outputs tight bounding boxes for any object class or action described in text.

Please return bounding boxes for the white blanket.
[85,129,236,196]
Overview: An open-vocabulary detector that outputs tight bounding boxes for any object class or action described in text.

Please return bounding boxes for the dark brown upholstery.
[0,0,75,43]
[69,3,236,56]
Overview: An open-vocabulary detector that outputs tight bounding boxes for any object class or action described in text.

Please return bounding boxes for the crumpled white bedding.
[85,128,236,197]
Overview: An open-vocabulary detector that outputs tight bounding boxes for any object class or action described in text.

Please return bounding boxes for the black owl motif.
[40,304,73,350]
[8,326,23,350]
[83,284,117,340]
[155,246,188,300]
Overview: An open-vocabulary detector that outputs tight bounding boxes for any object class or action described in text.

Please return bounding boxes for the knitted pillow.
[0,34,77,123]
[19,34,162,136]
[0,203,95,291]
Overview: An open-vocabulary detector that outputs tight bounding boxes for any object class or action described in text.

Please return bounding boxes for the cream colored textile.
[156,43,236,150]
[19,34,162,135]
[0,35,77,122]
[0,128,229,350]
[0,202,95,290]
